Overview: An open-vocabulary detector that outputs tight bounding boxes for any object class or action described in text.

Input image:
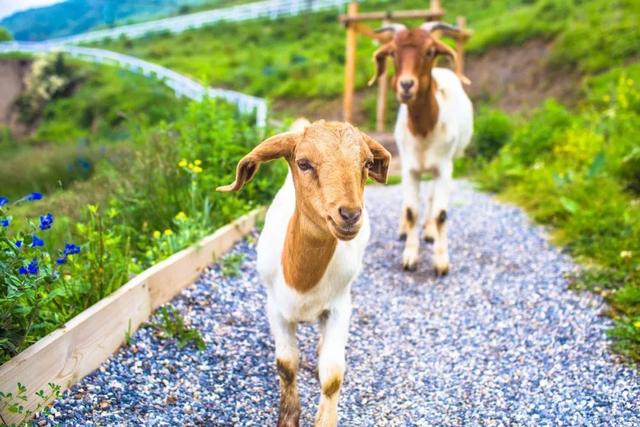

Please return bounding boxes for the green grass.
[0,56,186,200]
[96,0,639,101]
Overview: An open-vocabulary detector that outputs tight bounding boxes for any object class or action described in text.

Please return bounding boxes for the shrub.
[471,108,513,160]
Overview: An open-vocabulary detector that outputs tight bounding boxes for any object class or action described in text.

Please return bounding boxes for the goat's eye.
[425,48,436,58]
[297,159,313,172]
[365,159,374,170]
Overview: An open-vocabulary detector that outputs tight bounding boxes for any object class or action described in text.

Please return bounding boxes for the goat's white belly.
[256,170,370,323]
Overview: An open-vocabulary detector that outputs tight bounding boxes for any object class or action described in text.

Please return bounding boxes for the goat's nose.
[400,80,414,91]
[339,207,362,225]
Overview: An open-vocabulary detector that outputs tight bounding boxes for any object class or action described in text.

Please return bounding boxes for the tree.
[0,26,12,42]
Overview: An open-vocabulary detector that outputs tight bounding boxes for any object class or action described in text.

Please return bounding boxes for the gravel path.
[50,182,640,426]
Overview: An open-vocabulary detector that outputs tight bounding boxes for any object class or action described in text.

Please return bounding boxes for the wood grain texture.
[0,208,262,425]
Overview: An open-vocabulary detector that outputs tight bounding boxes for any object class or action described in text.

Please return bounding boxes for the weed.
[220,252,245,278]
[146,305,206,351]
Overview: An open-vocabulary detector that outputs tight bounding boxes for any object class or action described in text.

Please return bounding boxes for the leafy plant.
[145,305,205,350]
[0,382,61,427]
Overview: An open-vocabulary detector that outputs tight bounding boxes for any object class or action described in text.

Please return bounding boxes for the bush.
[471,108,513,160]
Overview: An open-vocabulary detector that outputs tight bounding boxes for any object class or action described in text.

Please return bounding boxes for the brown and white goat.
[369,22,473,275]
[217,119,391,426]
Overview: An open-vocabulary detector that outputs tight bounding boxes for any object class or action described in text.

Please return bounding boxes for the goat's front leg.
[428,162,452,276]
[422,180,438,243]
[400,167,421,270]
[315,293,351,427]
[267,295,300,427]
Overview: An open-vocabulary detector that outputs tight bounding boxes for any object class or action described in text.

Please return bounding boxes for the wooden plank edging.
[0,208,263,425]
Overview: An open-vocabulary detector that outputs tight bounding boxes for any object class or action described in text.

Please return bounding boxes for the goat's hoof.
[433,266,449,277]
[423,235,434,244]
[401,252,418,271]
[398,232,407,241]
[278,414,300,427]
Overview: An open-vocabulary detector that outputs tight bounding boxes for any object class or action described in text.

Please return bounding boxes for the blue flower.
[0,196,8,207]
[56,256,67,265]
[63,243,81,255]
[39,213,54,230]
[31,235,44,247]
[19,258,39,275]
[27,192,43,201]
[15,240,22,248]
[1,218,8,227]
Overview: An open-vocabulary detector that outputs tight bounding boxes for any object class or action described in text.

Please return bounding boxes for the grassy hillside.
[97,0,639,101]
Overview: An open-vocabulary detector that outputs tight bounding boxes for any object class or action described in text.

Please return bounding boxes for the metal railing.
[50,0,351,45]
[0,42,268,127]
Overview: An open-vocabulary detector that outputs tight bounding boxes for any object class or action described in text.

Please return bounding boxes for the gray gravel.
[48,182,640,426]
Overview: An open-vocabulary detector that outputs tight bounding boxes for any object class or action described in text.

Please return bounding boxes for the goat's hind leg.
[315,294,351,427]
[400,168,421,270]
[267,296,300,427]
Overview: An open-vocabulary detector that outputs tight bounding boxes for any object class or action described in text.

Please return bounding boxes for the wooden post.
[343,2,358,123]
[375,19,390,132]
[430,0,442,16]
[456,16,466,75]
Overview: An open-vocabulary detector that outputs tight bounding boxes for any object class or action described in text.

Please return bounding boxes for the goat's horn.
[421,21,459,33]
[375,23,407,34]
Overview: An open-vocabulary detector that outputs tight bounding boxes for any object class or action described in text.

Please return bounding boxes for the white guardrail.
[0,0,353,128]
[0,43,269,127]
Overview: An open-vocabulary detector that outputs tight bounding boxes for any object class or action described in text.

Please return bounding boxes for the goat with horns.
[369,21,473,275]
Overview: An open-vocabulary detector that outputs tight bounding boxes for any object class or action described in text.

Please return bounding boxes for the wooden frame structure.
[339,0,471,131]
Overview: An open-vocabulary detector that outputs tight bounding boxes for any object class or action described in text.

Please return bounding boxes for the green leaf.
[586,151,606,179]
[559,196,580,214]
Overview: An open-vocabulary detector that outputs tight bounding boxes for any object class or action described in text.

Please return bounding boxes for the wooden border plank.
[0,208,262,425]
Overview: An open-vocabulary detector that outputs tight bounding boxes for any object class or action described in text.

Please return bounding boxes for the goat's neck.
[281,209,337,293]
[407,77,439,138]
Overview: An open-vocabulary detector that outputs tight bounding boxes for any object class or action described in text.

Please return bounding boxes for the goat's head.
[368,22,469,104]
[217,120,391,241]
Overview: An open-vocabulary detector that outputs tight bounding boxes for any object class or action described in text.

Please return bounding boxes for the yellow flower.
[153,230,161,239]
[194,159,202,166]
[602,95,611,103]
[164,229,173,236]
[620,250,633,259]
[634,321,640,329]
[175,211,187,221]
[87,204,98,213]
[192,166,203,174]
[178,159,188,168]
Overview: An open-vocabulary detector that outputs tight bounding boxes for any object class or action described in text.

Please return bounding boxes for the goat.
[217,119,391,426]
[368,21,473,275]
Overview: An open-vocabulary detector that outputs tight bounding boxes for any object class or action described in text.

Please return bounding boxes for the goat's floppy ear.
[368,42,394,87]
[216,131,299,192]
[432,39,471,85]
[361,132,391,184]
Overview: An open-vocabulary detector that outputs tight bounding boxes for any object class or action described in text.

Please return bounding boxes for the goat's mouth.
[327,217,360,241]
[399,92,415,103]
